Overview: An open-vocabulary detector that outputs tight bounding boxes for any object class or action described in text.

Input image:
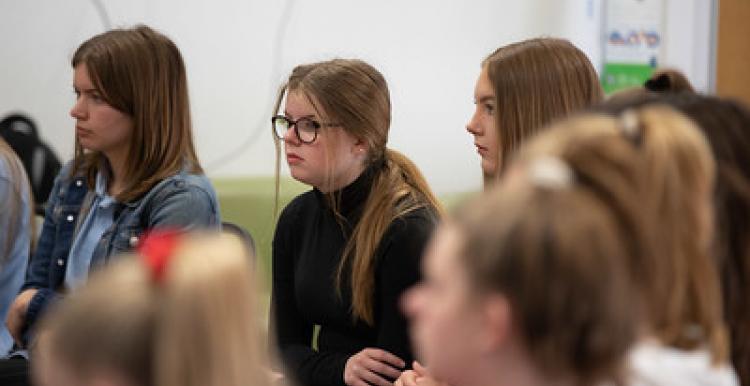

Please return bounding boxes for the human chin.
[480,157,498,177]
[289,166,320,187]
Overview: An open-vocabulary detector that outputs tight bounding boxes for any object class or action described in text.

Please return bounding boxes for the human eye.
[484,103,495,115]
[273,116,290,129]
[298,118,319,133]
[90,92,104,103]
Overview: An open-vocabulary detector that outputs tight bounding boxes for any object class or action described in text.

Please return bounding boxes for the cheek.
[414,292,472,360]
[484,120,499,152]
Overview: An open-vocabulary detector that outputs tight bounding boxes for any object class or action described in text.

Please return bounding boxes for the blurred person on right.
[599,94,750,386]
[400,104,739,386]
[402,130,648,386]
[522,106,737,385]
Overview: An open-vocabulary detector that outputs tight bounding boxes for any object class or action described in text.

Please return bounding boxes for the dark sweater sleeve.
[374,212,435,367]
[271,201,350,386]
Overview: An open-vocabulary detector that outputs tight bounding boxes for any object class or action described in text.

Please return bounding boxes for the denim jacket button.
[76,180,83,187]
[129,236,139,247]
[57,259,64,266]
[66,215,74,222]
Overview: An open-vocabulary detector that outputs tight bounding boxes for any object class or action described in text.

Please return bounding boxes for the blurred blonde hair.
[37,232,273,386]
[521,105,728,364]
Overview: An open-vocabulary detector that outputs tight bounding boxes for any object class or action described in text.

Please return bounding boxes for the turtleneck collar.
[313,163,380,219]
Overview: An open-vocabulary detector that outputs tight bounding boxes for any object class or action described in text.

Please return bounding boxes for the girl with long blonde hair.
[271,58,442,386]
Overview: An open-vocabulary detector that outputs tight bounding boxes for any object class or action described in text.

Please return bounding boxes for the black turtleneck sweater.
[271,168,437,386]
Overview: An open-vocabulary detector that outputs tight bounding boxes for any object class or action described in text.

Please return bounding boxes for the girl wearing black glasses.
[270,59,442,386]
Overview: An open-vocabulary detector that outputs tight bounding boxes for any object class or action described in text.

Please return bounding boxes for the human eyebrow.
[478,96,496,104]
[74,87,100,96]
[283,112,317,120]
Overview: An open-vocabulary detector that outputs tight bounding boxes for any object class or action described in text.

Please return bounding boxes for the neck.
[105,149,128,197]
[317,162,368,193]
[466,348,579,386]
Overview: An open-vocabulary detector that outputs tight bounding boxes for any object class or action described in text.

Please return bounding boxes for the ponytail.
[337,149,443,324]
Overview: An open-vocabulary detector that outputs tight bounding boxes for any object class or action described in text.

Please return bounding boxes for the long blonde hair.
[482,37,603,179]
[37,232,272,386]
[273,59,443,324]
[524,106,728,363]
[71,25,202,202]
[0,138,34,263]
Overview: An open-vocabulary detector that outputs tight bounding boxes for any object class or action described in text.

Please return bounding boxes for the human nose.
[282,124,300,145]
[70,96,86,120]
[466,108,482,135]
[400,285,424,320]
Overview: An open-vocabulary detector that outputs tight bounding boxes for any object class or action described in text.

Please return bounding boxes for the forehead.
[73,64,94,87]
[285,90,326,119]
[425,224,464,275]
[474,67,495,99]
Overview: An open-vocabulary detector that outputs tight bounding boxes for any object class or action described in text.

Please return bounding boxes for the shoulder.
[377,206,438,258]
[277,190,317,226]
[629,342,740,386]
[56,160,78,184]
[142,171,217,203]
[387,206,439,240]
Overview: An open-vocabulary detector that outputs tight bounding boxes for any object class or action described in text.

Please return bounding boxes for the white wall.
[0,0,713,194]
[662,0,716,92]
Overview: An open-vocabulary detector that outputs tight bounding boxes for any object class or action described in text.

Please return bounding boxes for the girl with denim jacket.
[4,25,220,353]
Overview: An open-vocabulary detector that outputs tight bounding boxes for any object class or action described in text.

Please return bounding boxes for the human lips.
[76,126,93,137]
[286,152,303,165]
[475,142,489,156]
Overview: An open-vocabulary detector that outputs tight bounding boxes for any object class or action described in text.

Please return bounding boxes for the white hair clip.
[528,156,574,189]
[619,109,642,143]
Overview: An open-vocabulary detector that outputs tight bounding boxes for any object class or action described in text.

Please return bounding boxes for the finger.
[413,361,429,376]
[401,370,420,386]
[359,368,393,386]
[7,312,22,347]
[365,357,402,379]
[366,348,406,369]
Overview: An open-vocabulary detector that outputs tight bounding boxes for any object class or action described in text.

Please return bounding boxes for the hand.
[344,348,405,386]
[395,361,449,386]
[6,288,38,348]
[394,369,418,386]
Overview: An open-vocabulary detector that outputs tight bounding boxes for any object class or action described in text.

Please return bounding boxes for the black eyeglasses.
[271,115,338,144]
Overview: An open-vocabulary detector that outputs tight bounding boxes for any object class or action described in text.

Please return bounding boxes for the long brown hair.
[273,59,443,324]
[71,25,202,203]
[631,106,726,360]
[654,95,750,384]
[454,131,647,385]
[483,37,603,177]
[532,105,729,364]
[36,233,272,386]
[0,138,34,263]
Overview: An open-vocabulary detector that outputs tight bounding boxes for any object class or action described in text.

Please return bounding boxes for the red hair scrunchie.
[137,229,182,284]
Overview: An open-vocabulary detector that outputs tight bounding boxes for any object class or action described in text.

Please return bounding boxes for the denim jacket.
[20,161,221,342]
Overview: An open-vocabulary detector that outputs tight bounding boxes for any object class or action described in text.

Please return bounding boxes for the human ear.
[478,294,512,353]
